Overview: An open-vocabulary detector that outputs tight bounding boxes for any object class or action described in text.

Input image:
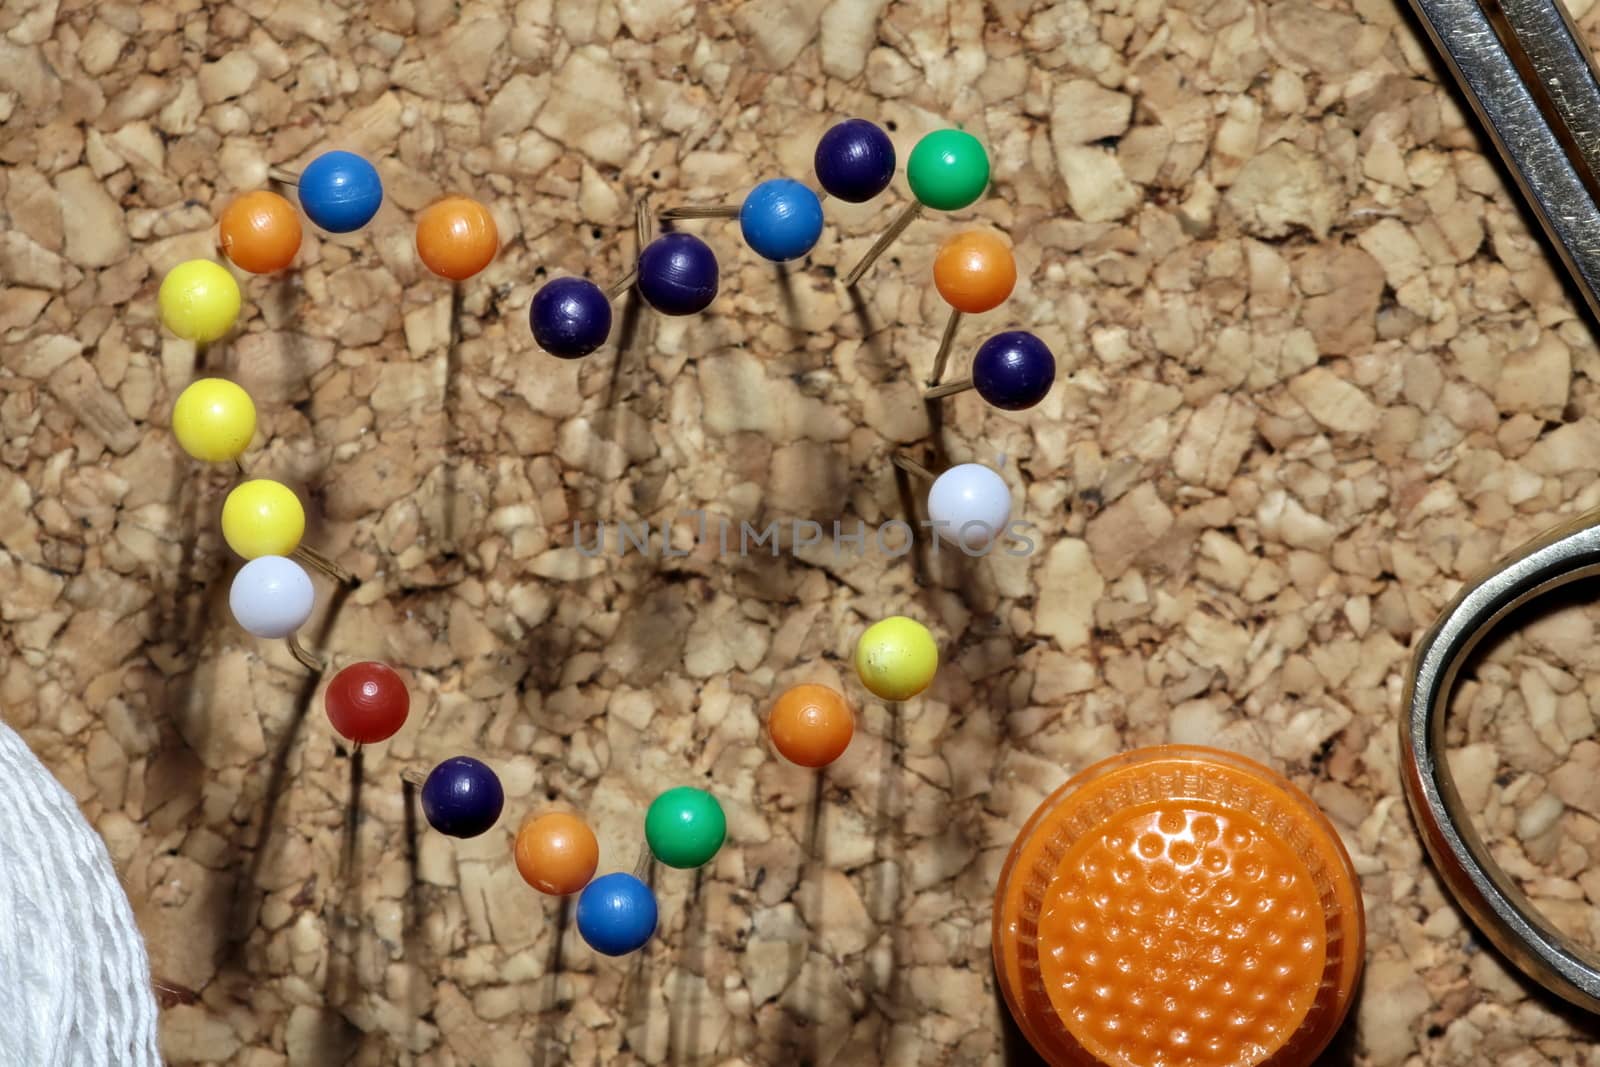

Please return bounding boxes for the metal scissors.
[1403,0,1600,1013]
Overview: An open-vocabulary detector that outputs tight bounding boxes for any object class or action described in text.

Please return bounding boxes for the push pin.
[645,786,726,869]
[576,872,658,956]
[528,200,659,358]
[892,454,1013,553]
[228,555,320,671]
[529,276,617,359]
[172,378,255,471]
[159,260,241,345]
[277,150,384,234]
[925,331,1055,412]
[416,196,499,280]
[768,683,855,768]
[855,615,939,701]
[402,756,504,838]
[218,191,303,274]
[515,812,600,896]
[844,128,989,287]
[814,118,897,204]
[221,479,358,585]
[928,231,1016,384]
[638,232,719,315]
[324,661,409,750]
[661,178,824,263]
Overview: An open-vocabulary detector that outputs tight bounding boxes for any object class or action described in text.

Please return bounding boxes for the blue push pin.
[660,178,824,264]
[530,277,613,359]
[814,119,896,203]
[293,150,384,234]
[637,233,719,316]
[739,179,824,262]
[412,756,504,838]
[576,871,658,955]
[925,330,1055,411]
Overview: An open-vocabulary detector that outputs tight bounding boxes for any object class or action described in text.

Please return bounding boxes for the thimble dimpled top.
[993,745,1364,1067]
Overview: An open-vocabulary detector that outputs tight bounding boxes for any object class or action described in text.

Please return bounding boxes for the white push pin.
[228,555,320,670]
[892,454,1012,553]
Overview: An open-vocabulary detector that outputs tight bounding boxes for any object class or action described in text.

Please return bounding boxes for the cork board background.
[10,0,1600,1063]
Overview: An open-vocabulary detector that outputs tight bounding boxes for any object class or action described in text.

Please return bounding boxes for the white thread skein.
[0,720,161,1066]
[229,555,315,638]
[926,463,1012,553]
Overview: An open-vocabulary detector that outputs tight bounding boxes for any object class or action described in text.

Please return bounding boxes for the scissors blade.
[1408,0,1600,320]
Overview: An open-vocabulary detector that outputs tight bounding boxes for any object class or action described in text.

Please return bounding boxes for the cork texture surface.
[6,0,1600,1063]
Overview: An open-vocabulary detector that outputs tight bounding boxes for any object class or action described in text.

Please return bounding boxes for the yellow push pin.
[854,616,939,701]
[172,378,255,471]
[221,479,357,585]
[158,260,241,344]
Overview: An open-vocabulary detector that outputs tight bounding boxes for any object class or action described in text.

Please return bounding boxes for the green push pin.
[843,128,990,287]
[644,786,727,869]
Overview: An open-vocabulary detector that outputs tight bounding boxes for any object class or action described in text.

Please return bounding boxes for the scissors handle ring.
[1404,507,1600,1012]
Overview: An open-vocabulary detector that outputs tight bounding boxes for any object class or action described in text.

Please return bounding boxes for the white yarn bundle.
[0,720,162,1066]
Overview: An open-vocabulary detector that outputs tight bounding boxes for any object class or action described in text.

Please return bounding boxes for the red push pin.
[324,662,410,752]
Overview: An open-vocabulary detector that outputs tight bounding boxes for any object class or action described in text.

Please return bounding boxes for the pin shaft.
[286,633,323,672]
[925,376,975,400]
[844,201,923,287]
[928,309,963,386]
[659,205,740,220]
[292,543,358,586]
[892,455,936,482]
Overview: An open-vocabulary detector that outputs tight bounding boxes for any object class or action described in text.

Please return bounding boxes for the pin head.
[768,683,855,768]
[973,331,1055,411]
[219,191,302,274]
[576,872,658,956]
[159,260,241,343]
[907,129,990,212]
[740,178,825,262]
[222,479,306,559]
[814,118,896,203]
[927,463,1012,553]
[324,661,410,744]
[172,378,256,463]
[298,150,383,233]
[530,277,613,358]
[228,556,315,639]
[515,812,600,896]
[934,231,1016,314]
[420,756,504,838]
[645,786,726,869]
[637,233,719,316]
[855,616,938,701]
[416,196,499,280]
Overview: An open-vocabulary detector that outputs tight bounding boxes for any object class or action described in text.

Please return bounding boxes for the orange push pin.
[218,190,303,274]
[768,683,854,768]
[928,230,1015,384]
[416,195,499,280]
[993,745,1364,1067]
[515,812,600,896]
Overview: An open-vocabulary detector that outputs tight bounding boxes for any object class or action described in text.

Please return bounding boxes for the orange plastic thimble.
[993,745,1364,1067]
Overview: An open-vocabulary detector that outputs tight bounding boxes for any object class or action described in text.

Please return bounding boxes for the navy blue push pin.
[273,150,384,234]
[815,119,896,203]
[925,330,1055,411]
[406,756,504,838]
[576,871,658,956]
[530,277,614,359]
[637,233,719,315]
